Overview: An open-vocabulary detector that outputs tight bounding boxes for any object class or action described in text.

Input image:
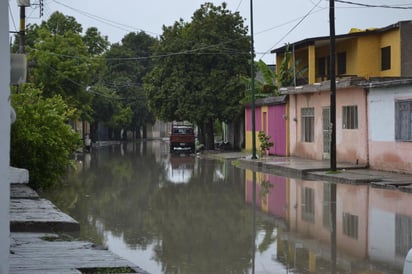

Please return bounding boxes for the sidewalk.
[9,181,149,274]
[205,152,412,191]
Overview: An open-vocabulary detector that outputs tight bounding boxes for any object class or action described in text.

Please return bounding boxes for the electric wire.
[335,0,412,9]
[52,0,159,36]
[36,60,143,100]
[259,0,323,61]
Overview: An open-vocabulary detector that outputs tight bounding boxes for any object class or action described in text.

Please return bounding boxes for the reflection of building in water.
[245,173,411,272]
[369,187,412,268]
[245,170,287,219]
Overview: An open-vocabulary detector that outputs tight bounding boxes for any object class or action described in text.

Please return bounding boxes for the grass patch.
[78,267,136,273]
[41,233,75,242]
[231,160,240,167]
[326,170,342,174]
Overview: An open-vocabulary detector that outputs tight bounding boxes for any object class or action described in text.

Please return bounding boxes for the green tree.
[10,85,81,189]
[83,27,110,56]
[39,11,82,35]
[144,3,250,149]
[277,44,308,87]
[25,12,107,122]
[102,32,157,139]
[241,59,279,103]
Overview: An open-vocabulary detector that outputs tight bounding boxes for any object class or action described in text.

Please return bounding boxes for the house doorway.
[322,107,330,159]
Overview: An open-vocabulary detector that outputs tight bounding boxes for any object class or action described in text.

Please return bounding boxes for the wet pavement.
[9,183,148,274]
[208,151,412,188]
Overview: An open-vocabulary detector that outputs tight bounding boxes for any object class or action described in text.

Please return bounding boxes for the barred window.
[342,212,358,239]
[301,107,314,142]
[342,105,358,129]
[395,100,412,141]
[301,187,315,223]
[396,214,412,257]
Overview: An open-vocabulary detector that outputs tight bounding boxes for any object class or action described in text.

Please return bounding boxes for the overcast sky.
[8,0,412,63]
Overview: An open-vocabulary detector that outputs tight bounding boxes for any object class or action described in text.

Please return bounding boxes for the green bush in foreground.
[10,85,81,189]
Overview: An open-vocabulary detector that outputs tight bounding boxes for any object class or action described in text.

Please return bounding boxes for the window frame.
[301,107,315,142]
[342,105,358,129]
[301,187,315,223]
[381,46,391,71]
[342,212,359,239]
[395,100,412,141]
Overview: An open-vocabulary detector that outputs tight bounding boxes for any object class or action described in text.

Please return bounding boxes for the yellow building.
[271,21,412,85]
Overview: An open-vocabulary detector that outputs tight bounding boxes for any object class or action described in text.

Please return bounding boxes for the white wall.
[368,85,412,142]
[0,0,10,272]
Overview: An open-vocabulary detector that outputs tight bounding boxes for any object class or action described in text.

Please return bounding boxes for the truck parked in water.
[169,123,196,153]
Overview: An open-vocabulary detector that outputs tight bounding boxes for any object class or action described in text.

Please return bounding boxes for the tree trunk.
[142,125,147,139]
[198,123,205,146]
[205,118,215,150]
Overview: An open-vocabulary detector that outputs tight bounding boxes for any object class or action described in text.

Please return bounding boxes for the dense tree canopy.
[144,3,250,148]
[22,11,108,121]
[102,31,158,138]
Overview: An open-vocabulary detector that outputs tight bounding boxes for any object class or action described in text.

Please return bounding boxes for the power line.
[259,0,323,60]
[52,0,159,36]
[335,0,412,9]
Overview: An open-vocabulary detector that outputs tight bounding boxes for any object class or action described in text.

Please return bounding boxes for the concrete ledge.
[9,166,29,184]
[10,198,80,233]
[10,232,149,274]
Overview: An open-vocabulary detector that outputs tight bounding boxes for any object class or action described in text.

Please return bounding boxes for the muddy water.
[41,140,410,274]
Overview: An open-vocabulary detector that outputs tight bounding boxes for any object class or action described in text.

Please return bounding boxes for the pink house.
[244,96,288,156]
[283,78,368,165]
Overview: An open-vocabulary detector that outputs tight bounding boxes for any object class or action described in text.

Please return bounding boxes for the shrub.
[258,131,274,156]
[10,85,81,189]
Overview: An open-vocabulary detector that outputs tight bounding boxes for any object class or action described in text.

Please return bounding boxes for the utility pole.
[329,0,337,171]
[250,0,257,159]
[17,0,31,53]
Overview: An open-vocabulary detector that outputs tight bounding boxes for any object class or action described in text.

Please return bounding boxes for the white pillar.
[0,0,11,272]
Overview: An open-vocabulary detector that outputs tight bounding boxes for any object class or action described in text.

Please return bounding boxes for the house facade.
[247,20,412,172]
[245,96,288,156]
[284,79,368,164]
[272,21,412,85]
[366,79,412,173]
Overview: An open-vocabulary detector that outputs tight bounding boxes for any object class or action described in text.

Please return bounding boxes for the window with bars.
[395,100,412,141]
[342,105,358,129]
[301,107,315,142]
[301,187,315,223]
[396,214,412,257]
[342,212,358,239]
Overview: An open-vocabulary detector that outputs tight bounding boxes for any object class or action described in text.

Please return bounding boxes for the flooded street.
[41,140,411,274]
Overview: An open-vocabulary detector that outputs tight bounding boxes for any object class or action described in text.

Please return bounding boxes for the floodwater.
[41,140,411,274]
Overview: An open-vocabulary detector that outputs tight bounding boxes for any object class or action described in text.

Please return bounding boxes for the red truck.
[169,124,196,153]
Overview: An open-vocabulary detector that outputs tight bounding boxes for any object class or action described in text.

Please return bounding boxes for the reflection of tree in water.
[42,144,277,274]
[145,162,253,274]
[42,143,166,248]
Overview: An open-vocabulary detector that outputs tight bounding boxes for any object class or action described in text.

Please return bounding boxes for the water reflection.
[41,141,412,274]
[246,169,411,273]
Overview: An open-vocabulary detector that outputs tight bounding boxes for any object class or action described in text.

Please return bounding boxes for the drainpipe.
[365,87,370,167]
